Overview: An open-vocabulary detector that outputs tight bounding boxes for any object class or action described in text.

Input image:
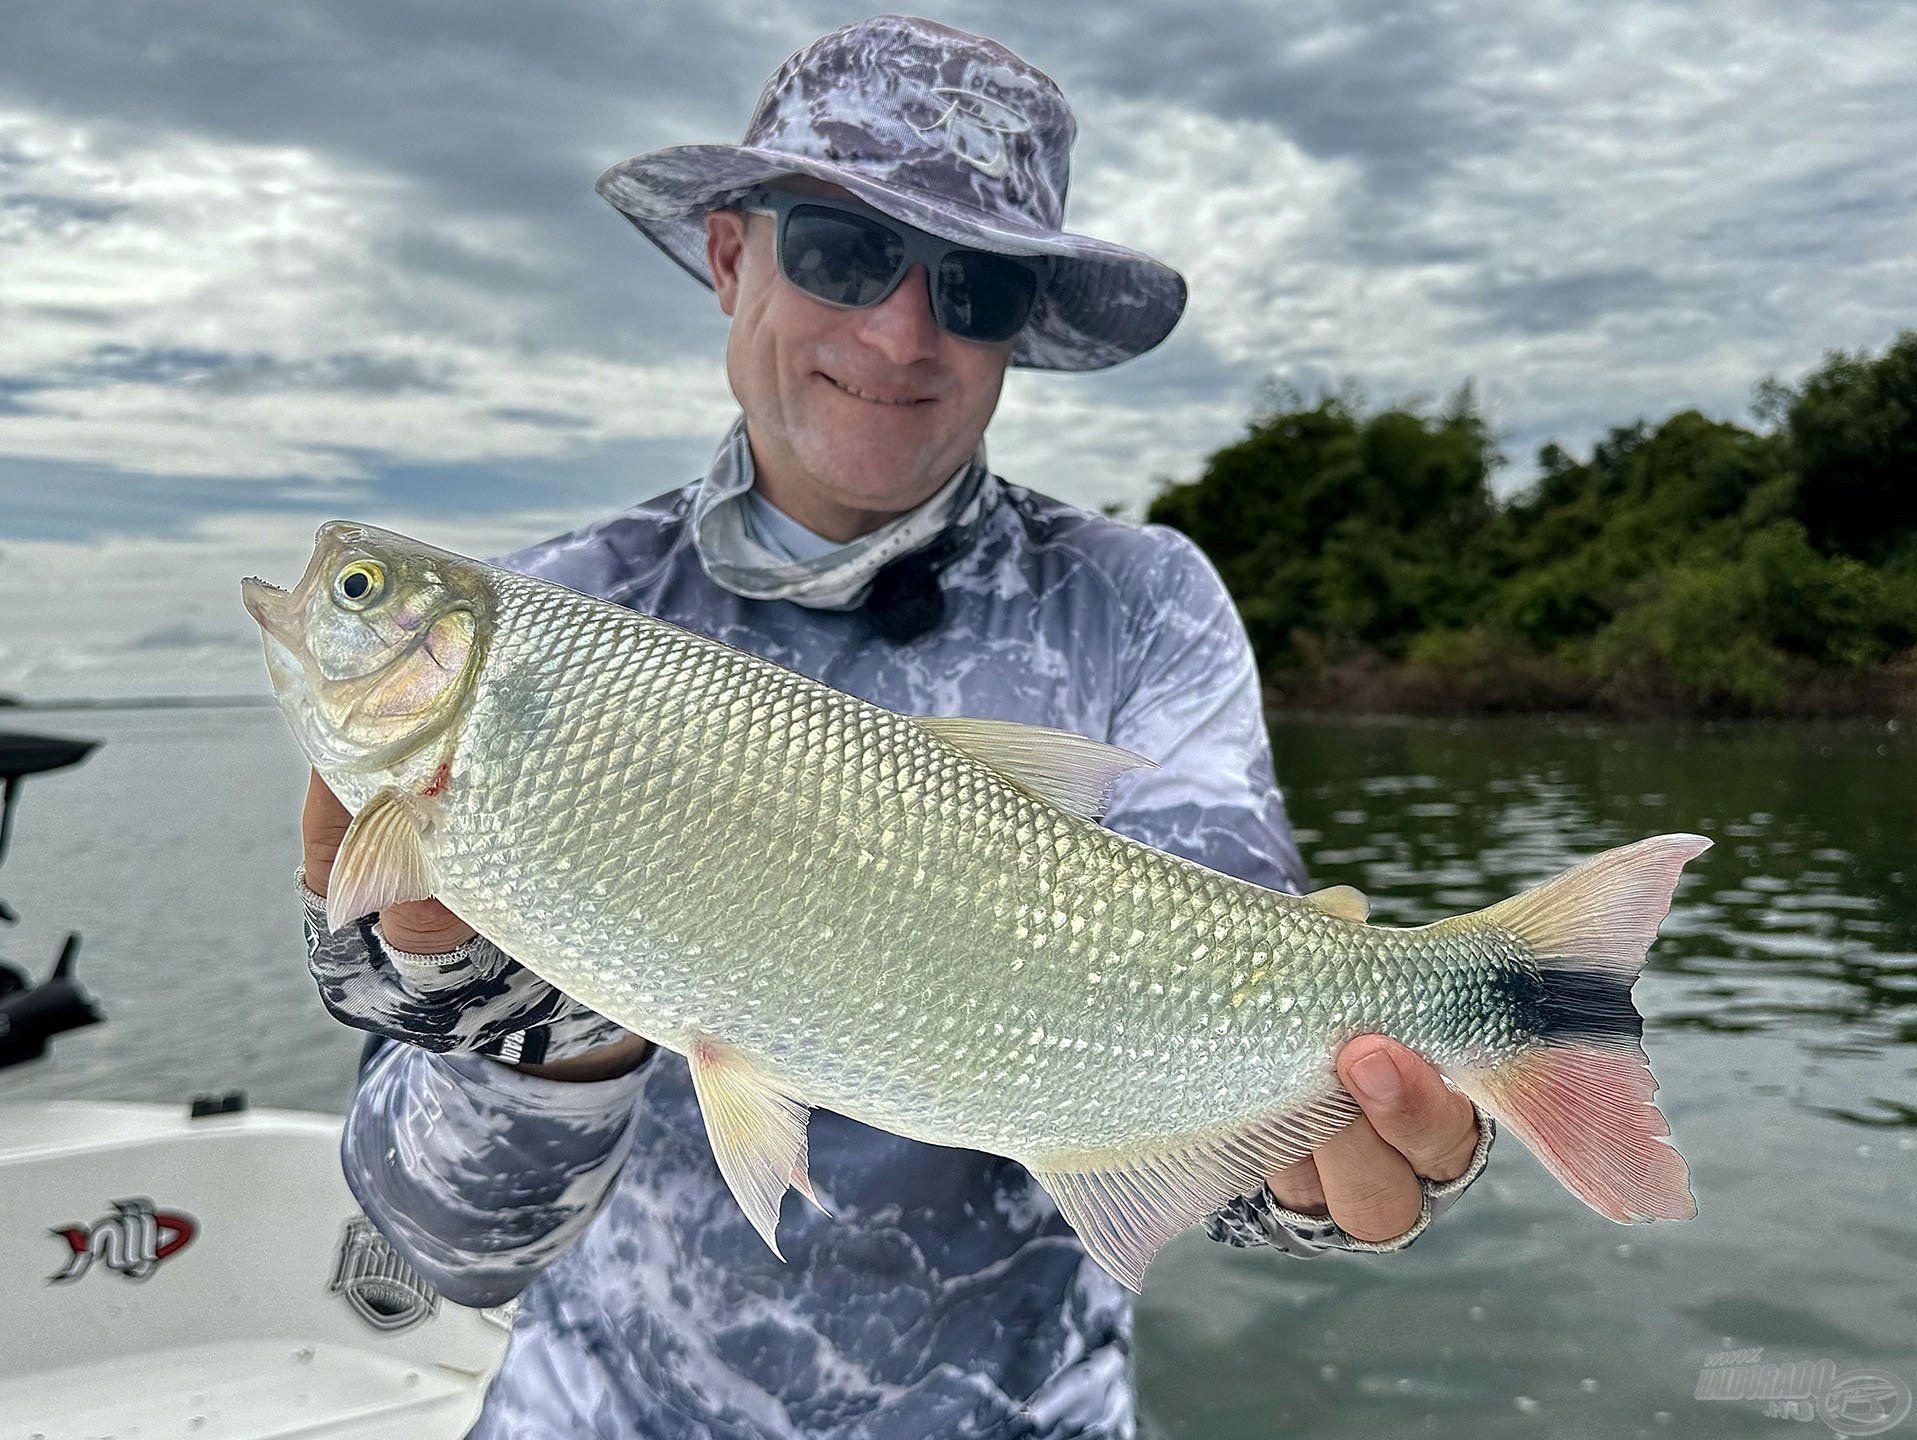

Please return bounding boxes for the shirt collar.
[741,488,842,563]
[689,414,998,610]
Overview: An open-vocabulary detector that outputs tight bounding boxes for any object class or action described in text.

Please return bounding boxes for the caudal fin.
[1448,834,1710,1224]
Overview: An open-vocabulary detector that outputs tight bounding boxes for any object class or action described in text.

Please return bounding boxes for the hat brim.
[595,145,1187,372]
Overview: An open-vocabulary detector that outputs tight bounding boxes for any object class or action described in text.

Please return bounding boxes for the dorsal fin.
[1304,884,1370,922]
[912,716,1155,821]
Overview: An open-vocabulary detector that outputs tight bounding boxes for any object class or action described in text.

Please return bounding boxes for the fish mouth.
[242,575,309,704]
[241,575,301,647]
[241,574,319,727]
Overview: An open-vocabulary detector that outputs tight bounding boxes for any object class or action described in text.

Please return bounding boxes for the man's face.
[705,175,1013,537]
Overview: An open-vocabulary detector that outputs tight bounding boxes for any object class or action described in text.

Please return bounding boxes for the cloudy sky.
[2,1,1913,698]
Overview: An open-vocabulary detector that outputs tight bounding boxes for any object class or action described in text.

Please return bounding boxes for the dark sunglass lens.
[782,205,905,308]
[936,251,1040,342]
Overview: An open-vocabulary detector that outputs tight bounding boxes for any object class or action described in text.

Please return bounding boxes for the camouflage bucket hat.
[594,13,1187,372]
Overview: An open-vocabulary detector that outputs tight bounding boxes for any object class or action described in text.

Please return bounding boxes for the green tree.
[1766,331,1917,566]
[1148,383,1500,665]
[1148,332,1917,716]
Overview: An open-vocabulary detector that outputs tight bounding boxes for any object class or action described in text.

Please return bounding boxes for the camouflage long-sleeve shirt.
[334,431,1489,1438]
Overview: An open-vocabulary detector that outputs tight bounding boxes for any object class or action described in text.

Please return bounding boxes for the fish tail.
[1445,833,1710,1224]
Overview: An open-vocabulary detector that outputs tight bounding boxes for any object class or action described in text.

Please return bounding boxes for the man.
[297,16,1494,1437]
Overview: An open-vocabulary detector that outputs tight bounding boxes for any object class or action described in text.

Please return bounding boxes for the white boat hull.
[0,1101,509,1439]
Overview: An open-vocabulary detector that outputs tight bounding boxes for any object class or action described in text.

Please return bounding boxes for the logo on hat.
[911,87,1032,179]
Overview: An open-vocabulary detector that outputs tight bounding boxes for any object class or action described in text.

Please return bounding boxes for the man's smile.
[816,371,935,406]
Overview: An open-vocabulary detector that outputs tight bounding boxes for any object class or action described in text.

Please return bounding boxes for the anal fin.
[1027,1087,1362,1291]
[686,1036,816,1259]
[326,785,441,933]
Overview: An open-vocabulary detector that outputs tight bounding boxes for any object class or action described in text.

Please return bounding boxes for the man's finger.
[380,897,478,955]
[301,769,351,891]
[1337,1036,1481,1183]
[1266,1154,1327,1215]
[1312,1113,1423,1242]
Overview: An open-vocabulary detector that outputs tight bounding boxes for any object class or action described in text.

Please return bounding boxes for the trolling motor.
[0,729,105,1071]
[0,934,102,1067]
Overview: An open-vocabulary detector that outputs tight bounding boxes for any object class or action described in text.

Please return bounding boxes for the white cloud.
[0,507,590,701]
[3,1,1916,697]
[1056,2,1917,482]
[0,110,738,481]
[992,369,1250,516]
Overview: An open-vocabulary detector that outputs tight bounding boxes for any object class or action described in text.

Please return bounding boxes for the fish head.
[242,520,494,774]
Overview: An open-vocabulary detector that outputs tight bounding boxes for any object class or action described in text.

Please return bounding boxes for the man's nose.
[855,263,941,364]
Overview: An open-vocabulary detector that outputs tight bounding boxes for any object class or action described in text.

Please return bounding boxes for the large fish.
[243,521,1704,1289]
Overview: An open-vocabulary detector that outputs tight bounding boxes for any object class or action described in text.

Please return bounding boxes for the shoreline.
[1260,656,1916,724]
[0,695,275,713]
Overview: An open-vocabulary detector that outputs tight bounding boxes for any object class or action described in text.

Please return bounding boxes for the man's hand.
[298,769,648,1077]
[1266,1036,1482,1243]
[302,770,476,953]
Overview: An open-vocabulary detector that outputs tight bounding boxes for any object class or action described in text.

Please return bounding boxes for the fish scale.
[246,521,1706,1289]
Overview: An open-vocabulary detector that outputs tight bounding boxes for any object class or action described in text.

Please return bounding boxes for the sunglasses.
[736,186,1052,345]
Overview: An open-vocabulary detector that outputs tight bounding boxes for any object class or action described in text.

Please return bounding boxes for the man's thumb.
[301,769,351,887]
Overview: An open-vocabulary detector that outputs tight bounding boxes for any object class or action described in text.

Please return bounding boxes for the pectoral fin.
[1305,884,1370,922]
[686,1036,816,1259]
[1027,1088,1362,1291]
[326,786,441,933]
[912,715,1156,820]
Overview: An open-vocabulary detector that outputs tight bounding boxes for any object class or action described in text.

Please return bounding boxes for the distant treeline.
[1147,331,1917,717]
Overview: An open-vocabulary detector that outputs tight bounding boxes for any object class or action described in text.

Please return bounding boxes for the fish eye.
[334,560,385,610]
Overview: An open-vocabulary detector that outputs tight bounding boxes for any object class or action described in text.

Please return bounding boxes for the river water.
[1,705,1911,1437]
